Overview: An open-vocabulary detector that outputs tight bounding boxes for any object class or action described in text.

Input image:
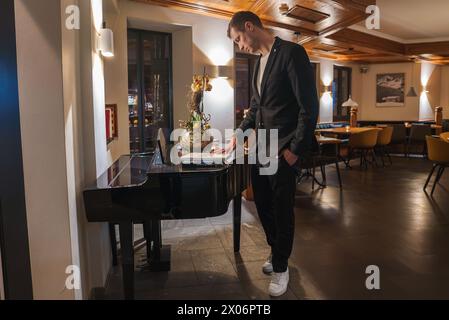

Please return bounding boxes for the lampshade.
[98,23,114,57]
[407,59,418,97]
[406,87,417,97]
[342,95,358,107]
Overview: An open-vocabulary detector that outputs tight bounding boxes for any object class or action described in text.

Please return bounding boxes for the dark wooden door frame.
[0,0,34,299]
[333,65,352,122]
[234,52,259,129]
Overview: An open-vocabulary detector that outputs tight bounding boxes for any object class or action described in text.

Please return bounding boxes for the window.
[128,29,173,153]
[332,66,352,122]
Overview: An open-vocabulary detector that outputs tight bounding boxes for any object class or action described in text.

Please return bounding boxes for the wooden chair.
[348,129,380,169]
[440,132,449,143]
[375,126,394,166]
[317,138,343,189]
[296,151,327,191]
[424,136,449,195]
[407,124,431,158]
[390,123,407,155]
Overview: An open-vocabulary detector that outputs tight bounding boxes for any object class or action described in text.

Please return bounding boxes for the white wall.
[105,0,235,138]
[13,0,113,299]
[420,62,441,121]
[318,59,334,123]
[61,0,85,300]
[172,27,194,130]
[352,62,446,122]
[104,3,130,160]
[79,0,112,294]
[15,0,75,299]
[91,0,109,174]
[358,62,420,121]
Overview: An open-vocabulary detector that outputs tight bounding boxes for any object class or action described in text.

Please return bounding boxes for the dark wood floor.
[104,157,449,300]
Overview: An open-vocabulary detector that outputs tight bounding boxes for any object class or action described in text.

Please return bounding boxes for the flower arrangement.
[180,71,212,131]
[178,69,213,151]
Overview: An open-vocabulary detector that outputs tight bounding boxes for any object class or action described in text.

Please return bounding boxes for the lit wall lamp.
[217,65,232,79]
[98,22,114,58]
[321,85,331,94]
[205,65,232,79]
[279,3,290,15]
[422,86,429,94]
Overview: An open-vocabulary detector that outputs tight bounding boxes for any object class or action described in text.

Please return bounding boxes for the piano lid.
[86,153,155,190]
[85,149,244,190]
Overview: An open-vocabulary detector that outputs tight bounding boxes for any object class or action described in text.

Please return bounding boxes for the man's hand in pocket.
[282,149,298,166]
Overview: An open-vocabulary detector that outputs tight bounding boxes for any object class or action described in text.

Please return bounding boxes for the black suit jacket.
[239,37,319,158]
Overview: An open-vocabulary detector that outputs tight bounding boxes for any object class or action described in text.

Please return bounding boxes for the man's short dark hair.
[227,11,263,38]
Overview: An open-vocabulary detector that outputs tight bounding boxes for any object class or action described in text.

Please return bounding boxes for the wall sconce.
[422,86,429,94]
[205,65,232,79]
[97,22,114,57]
[279,3,290,15]
[217,65,232,79]
[322,85,331,94]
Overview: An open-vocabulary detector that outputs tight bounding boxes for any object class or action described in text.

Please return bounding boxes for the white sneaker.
[262,254,273,274]
[268,268,289,297]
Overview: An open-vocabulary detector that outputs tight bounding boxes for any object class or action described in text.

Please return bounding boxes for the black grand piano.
[83,148,250,299]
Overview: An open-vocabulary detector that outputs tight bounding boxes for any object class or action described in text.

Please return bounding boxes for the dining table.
[315,127,383,136]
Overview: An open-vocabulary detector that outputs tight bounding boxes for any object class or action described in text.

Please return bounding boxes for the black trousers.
[251,157,297,272]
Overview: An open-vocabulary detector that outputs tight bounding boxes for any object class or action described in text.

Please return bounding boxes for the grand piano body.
[83,151,250,299]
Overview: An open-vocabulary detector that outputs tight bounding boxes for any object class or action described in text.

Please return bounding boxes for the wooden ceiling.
[132,0,449,64]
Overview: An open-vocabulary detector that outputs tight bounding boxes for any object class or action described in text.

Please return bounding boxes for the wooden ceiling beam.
[133,0,231,18]
[130,0,449,65]
[317,13,366,38]
[405,41,449,55]
[312,37,387,55]
[326,28,405,55]
[136,0,318,36]
[319,0,376,12]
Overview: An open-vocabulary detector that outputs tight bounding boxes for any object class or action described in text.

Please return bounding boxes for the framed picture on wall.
[105,104,118,144]
[376,73,405,107]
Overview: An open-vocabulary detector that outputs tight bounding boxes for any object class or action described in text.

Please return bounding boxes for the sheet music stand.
[157,128,171,165]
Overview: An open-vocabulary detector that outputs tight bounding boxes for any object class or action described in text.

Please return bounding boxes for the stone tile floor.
[105,157,449,300]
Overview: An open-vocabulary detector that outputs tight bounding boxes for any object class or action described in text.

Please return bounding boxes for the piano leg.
[143,220,152,261]
[151,220,162,258]
[109,223,118,266]
[233,195,242,253]
[118,222,134,300]
[149,220,171,271]
[139,220,171,272]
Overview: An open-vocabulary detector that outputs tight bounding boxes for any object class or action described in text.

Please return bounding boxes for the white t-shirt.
[257,52,271,95]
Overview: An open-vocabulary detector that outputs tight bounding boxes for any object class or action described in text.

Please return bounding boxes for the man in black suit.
[226,11,319,296]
